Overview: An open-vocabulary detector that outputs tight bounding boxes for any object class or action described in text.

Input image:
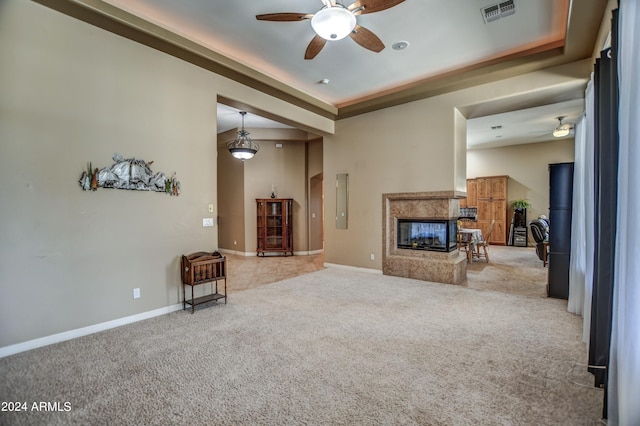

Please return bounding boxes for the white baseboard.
[0,303,183,358]
[324,262,382,274]
[218,248,254,257]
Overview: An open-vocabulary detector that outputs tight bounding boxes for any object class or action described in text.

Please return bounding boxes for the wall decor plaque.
[79,153,180,195]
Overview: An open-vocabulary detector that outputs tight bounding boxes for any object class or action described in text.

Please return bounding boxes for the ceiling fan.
[552,116,573,138]
[527,116,575,140]
[256,0,405,60]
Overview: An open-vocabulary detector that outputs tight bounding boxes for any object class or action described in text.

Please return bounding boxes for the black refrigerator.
[547,162,574,299]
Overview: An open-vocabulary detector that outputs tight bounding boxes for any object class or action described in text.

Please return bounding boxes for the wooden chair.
[457,231,473,262]
[473,220,495,262]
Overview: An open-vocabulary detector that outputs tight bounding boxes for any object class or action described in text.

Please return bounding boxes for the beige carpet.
[222,245,547,299]
[465,245,548,298]
[0,267,601,425]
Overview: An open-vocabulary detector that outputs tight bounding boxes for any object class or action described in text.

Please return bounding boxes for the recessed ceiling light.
[392,41,410,51]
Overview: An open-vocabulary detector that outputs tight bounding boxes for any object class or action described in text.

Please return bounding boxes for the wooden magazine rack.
[181,251,227,313]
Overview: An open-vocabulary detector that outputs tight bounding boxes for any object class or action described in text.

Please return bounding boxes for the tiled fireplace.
[382,191,467,285]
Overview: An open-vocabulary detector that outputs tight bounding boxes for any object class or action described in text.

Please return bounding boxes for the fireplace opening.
[397,219,457,252]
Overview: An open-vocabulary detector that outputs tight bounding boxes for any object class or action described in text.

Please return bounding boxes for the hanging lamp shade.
[227,111,259,160]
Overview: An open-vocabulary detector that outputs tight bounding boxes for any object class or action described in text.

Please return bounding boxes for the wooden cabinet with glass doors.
[256,198,293,256]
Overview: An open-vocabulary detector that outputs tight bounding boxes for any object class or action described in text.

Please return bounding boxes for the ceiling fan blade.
[349,25,385,52]
[348,0,405,14]
[256,13,313,21]
[305,35,327,60]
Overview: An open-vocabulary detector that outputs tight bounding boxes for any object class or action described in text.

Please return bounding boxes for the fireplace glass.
[397,219,457,252]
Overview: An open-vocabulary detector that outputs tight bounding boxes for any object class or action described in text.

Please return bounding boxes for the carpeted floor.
[0,266,601,425]
[224,244,549,298]
[465,245,548,298]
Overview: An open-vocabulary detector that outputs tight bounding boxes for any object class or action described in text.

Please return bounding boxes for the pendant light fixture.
[552,116,571,138]
[227,111,259,161]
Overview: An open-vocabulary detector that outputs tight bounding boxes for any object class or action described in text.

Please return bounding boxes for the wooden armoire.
[460,175,508,245]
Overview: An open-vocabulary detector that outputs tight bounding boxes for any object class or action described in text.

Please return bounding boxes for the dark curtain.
[589,8,619,419]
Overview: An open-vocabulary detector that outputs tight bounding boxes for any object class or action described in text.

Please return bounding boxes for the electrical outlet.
[370,253,375,261]
[133,288,141,299]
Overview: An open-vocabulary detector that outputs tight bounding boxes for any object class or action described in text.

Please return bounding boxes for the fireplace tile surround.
[383,191,467,285]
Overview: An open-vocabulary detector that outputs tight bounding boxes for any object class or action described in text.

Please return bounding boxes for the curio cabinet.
[256,198,293,256]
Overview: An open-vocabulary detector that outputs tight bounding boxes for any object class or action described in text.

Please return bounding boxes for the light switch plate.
[203,218,214,227]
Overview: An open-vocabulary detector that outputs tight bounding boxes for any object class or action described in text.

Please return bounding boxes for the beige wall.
[308,138,323,179]
[0,0,331,348]
[454,109,469,193]
[217,131,245,252]
[324,99,458,269]
[467,139,576,224]
[308,138,324,252]
[309,175,324,252]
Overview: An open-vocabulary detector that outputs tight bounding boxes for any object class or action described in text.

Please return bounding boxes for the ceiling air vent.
[481,0,516,24]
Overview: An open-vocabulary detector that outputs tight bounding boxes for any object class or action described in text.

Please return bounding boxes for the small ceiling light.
[227,111,260,161]
[311,4,356,40]
[319,78,330,84]
[553,116,571,138]
[392,41,410,51]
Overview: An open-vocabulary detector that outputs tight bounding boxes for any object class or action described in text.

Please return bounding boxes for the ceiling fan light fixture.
[553,126,570,138]
[227,111,260,161]
[553,116,571,138]
[311,6,356,40]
